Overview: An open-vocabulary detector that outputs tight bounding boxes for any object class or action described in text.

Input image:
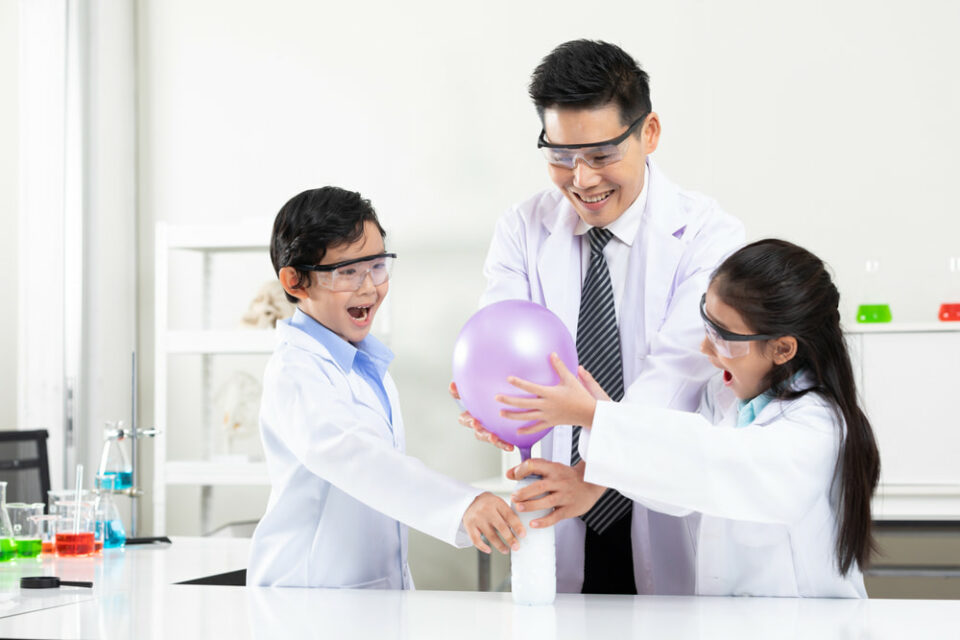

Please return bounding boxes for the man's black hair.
[529,39,651,127]
[270,186,386,303]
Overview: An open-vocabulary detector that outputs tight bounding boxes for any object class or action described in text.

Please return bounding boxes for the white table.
[0,537,957,639]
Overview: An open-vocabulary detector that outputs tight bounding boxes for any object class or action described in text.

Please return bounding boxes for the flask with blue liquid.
[97,423,133,491]
[94,474,126,549]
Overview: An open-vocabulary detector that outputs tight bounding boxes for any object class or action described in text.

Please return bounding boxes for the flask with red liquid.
[938,257,960,321]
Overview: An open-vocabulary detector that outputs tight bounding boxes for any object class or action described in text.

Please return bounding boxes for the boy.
[248,186,522,588]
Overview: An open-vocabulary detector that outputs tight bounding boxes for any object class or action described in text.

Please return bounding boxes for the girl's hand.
[495,353,599,434]
[450,382,515,452]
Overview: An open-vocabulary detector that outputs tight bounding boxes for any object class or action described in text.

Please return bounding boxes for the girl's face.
[699,288,781,401]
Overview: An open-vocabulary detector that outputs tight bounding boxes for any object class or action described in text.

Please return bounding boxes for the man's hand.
[450,381,515,452]
[462,492,525,554]
[508,458,606,529]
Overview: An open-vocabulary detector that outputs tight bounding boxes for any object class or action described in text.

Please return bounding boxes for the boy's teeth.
[581,191,611,203]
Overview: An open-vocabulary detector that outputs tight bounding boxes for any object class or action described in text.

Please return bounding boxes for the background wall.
[0,0,19,428]
[127,0,959,591]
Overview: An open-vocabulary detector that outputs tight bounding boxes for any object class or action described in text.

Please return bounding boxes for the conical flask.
[0,482,18,561]
[97,423,133,490]
[94,475,126,549]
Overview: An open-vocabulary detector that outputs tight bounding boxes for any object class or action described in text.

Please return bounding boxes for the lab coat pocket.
[339,576,391,590]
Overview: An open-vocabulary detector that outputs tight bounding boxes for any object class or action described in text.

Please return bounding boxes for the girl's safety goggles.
[537,113,648,169]
[296,253,397,292]
[700,293,775,358]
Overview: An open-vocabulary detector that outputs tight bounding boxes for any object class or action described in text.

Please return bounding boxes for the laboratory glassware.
[7,502,44,558]
[55,502,97,557]
[94,475,126,549]
[856,259,892,323]
[48,489,95,516]
[30,515,59,554]
[0,482,17,561]
[97,423,134,490]
[938,257,960,321]
[510,475,556,605]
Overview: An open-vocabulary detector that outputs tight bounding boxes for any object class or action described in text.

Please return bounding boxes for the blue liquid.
[97,471,133,490]
[97,519,126,548]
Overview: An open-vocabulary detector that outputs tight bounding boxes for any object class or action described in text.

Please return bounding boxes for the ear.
[278,267,309,301]
[770,336,798,365]
[642,112,661,154]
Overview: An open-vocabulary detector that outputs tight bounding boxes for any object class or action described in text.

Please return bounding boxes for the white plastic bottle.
[510,475,556,605]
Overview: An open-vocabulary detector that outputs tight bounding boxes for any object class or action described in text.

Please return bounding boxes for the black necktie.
[573,227,637,594]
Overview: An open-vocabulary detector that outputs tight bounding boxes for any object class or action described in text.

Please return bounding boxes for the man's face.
[542,104,659,228]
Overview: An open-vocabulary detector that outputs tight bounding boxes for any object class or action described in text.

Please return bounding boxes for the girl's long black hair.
[711,239,880,575]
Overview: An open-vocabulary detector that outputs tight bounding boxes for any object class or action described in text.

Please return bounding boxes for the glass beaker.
[939,257,960,321]
[857,259,892,323]
[97,423,133,490]
[55,502,97,557]
[30,515,59,555]
[0,482,17,562]
[7,503,44,558]
[94,475,126,549]
[48,489,95,517]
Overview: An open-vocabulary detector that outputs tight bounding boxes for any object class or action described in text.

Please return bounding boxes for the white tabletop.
[0,537,957,639]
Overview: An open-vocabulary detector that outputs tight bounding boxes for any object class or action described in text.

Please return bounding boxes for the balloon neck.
[519,446,532,462]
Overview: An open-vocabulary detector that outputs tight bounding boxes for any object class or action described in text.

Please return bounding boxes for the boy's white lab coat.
[580,374,867,598]
[247,321,482,588]
[481,159,745,594]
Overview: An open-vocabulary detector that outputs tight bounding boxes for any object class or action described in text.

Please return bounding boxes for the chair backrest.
[0,430,51,510]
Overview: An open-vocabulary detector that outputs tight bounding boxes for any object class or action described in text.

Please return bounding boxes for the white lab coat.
[481,159,745,594]
[248,321,483,588]
[580,374,867,598]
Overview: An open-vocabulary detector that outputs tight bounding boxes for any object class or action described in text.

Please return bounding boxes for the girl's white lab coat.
[481,159,745,594]
[580,374,867,598]
[247,321,482,588]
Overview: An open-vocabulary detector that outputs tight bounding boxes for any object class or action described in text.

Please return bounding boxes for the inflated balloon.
[452,300,578,461]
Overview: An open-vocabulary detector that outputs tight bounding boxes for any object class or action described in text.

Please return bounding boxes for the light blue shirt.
[289,308,394,424]
[735,391,775,428]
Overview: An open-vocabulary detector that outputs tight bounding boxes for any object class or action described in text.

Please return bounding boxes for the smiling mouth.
[348,305,371,322]
[575,190,614,204]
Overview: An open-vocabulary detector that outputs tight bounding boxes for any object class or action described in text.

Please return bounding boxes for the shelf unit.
[153,220,276,535]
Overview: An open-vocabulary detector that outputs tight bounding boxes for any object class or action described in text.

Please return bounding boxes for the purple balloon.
[452,300,578,461]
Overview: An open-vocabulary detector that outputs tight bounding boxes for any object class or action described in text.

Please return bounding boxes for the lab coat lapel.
[536,201,582,338]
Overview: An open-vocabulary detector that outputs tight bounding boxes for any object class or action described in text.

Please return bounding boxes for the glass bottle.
[857,259,892,323]
[939,257,960,321]
[97,422,133,490]
[0,482,17,561]
[7,503,44,558]
[94,475,126,549]
[510,475,556,605]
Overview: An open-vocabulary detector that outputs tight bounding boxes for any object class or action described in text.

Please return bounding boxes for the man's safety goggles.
[296,253,397,292]
[700,293,775,359]
[537,113,648,169]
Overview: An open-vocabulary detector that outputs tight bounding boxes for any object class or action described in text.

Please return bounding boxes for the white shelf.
[847,322,960,334]
[165,460,270,486]
[164,329,276,354]
[164,220,272,251]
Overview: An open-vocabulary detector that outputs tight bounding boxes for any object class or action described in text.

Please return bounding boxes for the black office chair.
[0,430,51,508]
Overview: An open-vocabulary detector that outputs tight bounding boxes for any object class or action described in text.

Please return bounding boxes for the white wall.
[136,0,960,589]
[0,0,19,428]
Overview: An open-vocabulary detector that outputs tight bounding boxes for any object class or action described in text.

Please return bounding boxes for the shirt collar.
[289,308,394,376]
[573,158,649,246]
[735,371,805,427]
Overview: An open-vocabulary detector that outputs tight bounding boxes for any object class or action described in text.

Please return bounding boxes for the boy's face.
[284,220,389,344]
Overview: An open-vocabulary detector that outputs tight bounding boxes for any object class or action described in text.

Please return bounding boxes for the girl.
[499,239,880,598]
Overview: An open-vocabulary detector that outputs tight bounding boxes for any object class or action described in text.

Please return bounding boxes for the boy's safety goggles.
[700,293,775,359]
[537,113,648,169]
[296,253,397,292]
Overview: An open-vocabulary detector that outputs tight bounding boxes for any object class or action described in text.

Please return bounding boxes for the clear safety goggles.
[700,293,775,359]
[296,253,397,292]
[537,113,648,169]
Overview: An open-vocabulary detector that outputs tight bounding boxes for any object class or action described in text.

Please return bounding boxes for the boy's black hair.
[528,39,652,127]
[270,187,386,303]
[711,239,881,576]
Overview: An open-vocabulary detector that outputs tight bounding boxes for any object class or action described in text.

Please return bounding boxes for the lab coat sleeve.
[583,399,840,525]
[273,363,484,548]
[624,207,745,410]
[479,205,533,305]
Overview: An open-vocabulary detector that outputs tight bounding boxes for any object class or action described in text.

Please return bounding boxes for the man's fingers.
[481,524,510,554]
[500,409,541,422]
[549,352,577,382]
[517,420,550,435]
[514,494,557,513]
[469,528,491,554]
[531,507,566,529]
[492,516,520,551]
[510,478,549,502]
[449,381,460,399]
[501,506,526,539]
[578,366,609,401]
[495,393,538,409]
[505,376,546,395]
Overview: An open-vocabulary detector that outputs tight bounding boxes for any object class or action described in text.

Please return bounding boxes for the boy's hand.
[449,382,515,452]
[495,354,600,434]
[463,492,525,555]
[508,459,606,529]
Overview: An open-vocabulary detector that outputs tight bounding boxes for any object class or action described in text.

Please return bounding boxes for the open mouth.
[575,190,614,210]
[347,305,371,323]
[723,370,733,385]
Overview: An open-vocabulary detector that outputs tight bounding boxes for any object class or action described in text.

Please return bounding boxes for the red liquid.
[94,540,103,552]
[55,532,96,557]
[939,303,960,321]
[41,541,55,554]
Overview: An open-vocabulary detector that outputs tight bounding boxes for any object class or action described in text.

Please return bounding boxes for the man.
[459,39,744,595]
